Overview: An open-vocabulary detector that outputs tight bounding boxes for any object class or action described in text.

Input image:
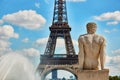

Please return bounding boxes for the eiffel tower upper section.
[44,0,76,57]
[50,0,70,30]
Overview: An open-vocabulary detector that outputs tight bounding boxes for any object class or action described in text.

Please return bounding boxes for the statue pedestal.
[77,69,109,80]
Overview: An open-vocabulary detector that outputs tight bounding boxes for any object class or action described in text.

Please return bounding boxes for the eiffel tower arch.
[40,65,78,80]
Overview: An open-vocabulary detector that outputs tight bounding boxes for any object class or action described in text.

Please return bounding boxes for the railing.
[40,54,78,65]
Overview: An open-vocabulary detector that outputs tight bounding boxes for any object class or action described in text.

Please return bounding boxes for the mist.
[0,53,40,80]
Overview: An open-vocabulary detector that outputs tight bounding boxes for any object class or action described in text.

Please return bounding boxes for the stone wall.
[77,69,109,80]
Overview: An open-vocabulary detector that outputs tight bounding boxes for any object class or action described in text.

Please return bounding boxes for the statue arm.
[100,39,106,70]
[78,37,84,69]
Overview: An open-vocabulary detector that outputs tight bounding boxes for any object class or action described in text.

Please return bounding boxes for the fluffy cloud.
[104,29,118,33]
[106,55,120,75]
[34,37,78,54]
[112,49,120,54]
[0,25,39,61]
[106,56,112,64]
[2,10,46,30]
[22,48,40,57]
[22,38,29,43]
[0,40,11,51]
[104,29,110,33]
[107,21,118,25]
[35,37,48,46]
[0,25,19,54]
[0,20,3,25]
[35,37,78,48]
[0,25,19,39]
[35,3,40,8]
[105,49,120,75]
[94,11,120,25]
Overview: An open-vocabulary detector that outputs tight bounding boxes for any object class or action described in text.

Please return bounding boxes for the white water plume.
[0,53,40,80]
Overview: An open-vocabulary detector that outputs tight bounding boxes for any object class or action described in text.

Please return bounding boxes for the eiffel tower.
[44,0,75,56]
[37,0,78,79]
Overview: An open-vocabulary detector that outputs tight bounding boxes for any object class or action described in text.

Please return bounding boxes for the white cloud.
[35,3,40,8]
[106,56,112,64]
[104,30,110,33]
[66,0,86,2]
[56,38,66,47]
[112,49,120,54]
[107,21,119,25]
[35,37,48,46]
[0,39,11,55]
[0,40,11,50]
[0,25,19,54]
[2,10,46,30]
[73,39,78,46]
[106,55,120,75]
[22,38,29,43]
[94,11,120,21]
[0,25,19,39]
[34,37,78,54]
[104,28,118,33]
[105,49,120,75]
[22,48,40,57]
[94,11,120,25]
[0,20,3,25]
[35,37,78,48]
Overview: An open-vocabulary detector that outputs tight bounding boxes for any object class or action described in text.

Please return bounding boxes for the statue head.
[86,22,97,34]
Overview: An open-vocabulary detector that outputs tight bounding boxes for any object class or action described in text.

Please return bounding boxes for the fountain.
[0,53,40,80]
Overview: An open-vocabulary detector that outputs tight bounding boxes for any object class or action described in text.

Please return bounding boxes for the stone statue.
[78,22,106,70]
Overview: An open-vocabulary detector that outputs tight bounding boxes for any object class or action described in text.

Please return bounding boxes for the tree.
[109,76,120,80]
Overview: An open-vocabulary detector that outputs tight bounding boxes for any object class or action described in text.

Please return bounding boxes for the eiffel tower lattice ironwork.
[37,0,78,79]
[44,0,76,56]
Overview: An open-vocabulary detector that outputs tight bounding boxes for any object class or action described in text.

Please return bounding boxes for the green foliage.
[109,76,120,80]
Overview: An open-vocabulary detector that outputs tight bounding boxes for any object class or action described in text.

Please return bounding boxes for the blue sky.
[0,0,120,77]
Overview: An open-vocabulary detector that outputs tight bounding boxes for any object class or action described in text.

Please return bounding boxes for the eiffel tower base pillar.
[77,69,109,80]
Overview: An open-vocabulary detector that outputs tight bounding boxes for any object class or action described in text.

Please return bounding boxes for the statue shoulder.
[78,34,86,42]
[95,34,105,39]
[95,34,106,43]
[79,34,86,39]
